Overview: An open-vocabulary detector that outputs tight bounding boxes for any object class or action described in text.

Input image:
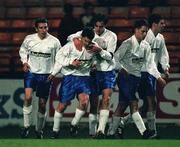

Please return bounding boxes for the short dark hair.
[92,13,108,25]
[134,19,148,29]
[34,18,48,28]
[148,14,162,27]
[81,27,95,40]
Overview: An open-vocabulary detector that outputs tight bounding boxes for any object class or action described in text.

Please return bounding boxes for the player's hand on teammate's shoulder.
[23,63,30,72]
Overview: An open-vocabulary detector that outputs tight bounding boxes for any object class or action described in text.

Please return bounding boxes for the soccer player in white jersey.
[49,27,103,139]
[114,14,170,139]
[107,19,166,139]
[92,14,117,138]
[138,14,170,138]
[67,14,117,138]
[19,18,61,138]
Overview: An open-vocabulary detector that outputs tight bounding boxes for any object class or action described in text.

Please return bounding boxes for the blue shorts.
[138,72,156,99]
[95,70,116,96]
[59,75,91,103]
[24,71,51,99]
[118,73,140,103]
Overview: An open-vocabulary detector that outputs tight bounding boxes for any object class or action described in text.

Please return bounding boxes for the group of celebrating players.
[19,13,169,139]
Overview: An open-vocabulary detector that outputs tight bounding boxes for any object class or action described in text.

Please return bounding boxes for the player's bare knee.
[79,97,89,110]
[102,96,110,108]
[81,101,89,110]
[56,103,67,113]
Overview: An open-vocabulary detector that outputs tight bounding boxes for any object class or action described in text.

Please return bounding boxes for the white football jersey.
[115,35,161,79]
[67,28,117,71]
[52,41,95,76]
[144,29,170,71]
[93,28,117,71]
[19,33,61,74]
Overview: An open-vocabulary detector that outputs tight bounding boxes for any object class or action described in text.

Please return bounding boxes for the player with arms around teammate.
[50,27,103,139]
[68,14,117,138]
[138,14,170,138]
[92,14,117,138]
[107,19,166,139]
[19,18,61,138]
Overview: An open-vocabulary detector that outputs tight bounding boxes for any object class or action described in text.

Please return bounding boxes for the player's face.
[135,26,148,42]
[81,36,93,49]
[94,21,105,36]
[36,23,48,39]
[156,19,166,33]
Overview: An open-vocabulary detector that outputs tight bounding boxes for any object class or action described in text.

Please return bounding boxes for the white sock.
[23,105,32,128]
[132,111,146,135]
[122,114,132,126]
[97,109,109,134]
[71,108,85,126]
[147,111,156,132]
[36,112,47,132]
[107,115,120,135]
[89,113,97,136]
[53,111,63,132]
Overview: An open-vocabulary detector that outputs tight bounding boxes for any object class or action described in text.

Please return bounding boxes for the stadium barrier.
[0,74,179,126]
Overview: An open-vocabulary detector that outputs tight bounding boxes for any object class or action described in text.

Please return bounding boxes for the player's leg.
[129,100,154,139]
[121,113,132,127]
[107,102,128,138]
[96,88,112,137]
[51,75,75,138]
[70,93,89,136]
[145,73,157,137]
[70,76,91,136]
[35,75,51,138]
[108,72,132,138]
[89,94,98,137]
[88,72,98,137]
[21,88,33,138]
[130,101,147,136]
[127,74,148,138]
[35,98,47,139]
[137,73,148,117]
[107,72,131,138]
[21,72,35,138]
[95,70,116,138]
[51,102,68,139]
[139,72,157,137]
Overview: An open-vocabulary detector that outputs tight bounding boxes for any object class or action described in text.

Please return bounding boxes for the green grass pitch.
[1,139,180,147]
